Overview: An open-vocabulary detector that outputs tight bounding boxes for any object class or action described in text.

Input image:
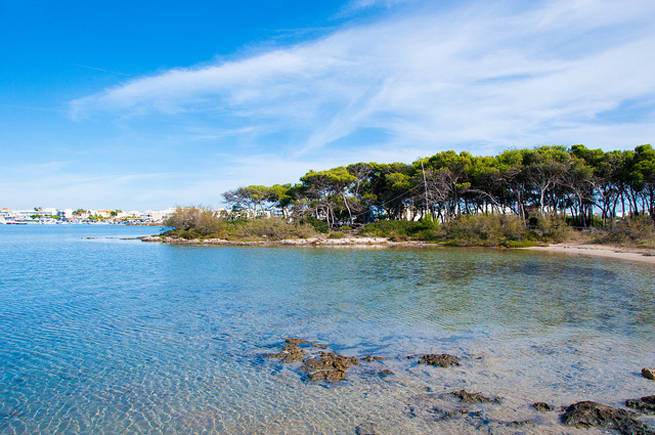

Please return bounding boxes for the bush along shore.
[146,211,537,247]
[143,207,655,252]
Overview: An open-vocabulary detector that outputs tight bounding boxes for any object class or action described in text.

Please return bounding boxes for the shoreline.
[520,243,655,265]
[140,235,444,249]
[141,235,655,264]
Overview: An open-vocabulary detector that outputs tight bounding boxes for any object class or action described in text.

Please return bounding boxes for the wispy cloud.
[71,0,655,159]
[54,0,655,208]
[339,0,416,14]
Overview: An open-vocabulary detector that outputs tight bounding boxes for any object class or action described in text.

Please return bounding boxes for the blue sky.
[2,0,655,209]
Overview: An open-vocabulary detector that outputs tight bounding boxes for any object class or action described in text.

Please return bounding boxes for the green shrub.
[441,214,531,247]
[327,231,347,239]
[388,232,409,242]
[504,239,540,248]
[226,217,317,240]
[164,207,317,240]
[359,219,438,238]
[301,216,329,234]
[413,229,442,241]
[531,215,573,243]
[164,206,225,236]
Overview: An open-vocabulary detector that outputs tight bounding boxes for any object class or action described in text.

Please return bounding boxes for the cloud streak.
[71,0,655,158]
[52,0,655,209]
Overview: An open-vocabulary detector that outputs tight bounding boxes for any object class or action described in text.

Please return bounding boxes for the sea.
[1,225,654,434]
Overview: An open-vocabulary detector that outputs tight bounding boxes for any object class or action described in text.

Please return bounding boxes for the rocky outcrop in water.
[302,351,360,381]
[626,395,655,415]
[266,343,307,363]
[267,339,390,382]
[642,368,655,380]
[362,355,386,363]
[283,338,327,349]
[284,338,308,346]
[267,338,333,363]
[416,353,460,367]
[561,401,655,435]
[404,390,538,433]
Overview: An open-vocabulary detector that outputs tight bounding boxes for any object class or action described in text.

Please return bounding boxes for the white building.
[143,208,175,222]
[56,209,73,219]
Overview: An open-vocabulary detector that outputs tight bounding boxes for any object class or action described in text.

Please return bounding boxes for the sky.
[2,0,655,210]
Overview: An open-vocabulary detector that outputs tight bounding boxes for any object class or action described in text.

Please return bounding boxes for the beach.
[522,243,655,265]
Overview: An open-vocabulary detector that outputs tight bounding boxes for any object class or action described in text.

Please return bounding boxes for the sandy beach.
[522,243,655,265]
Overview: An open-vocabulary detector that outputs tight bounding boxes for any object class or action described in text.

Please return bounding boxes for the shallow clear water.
[1,225,654,434]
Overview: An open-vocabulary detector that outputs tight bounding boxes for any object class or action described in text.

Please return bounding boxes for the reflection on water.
[0,225,654,433]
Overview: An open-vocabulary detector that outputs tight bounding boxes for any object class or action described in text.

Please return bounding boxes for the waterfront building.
[56,209,73,219]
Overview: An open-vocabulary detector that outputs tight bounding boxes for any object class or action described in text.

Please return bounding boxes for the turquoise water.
[1,225,654,434]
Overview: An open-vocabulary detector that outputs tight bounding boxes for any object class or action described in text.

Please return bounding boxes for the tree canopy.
[223,145,655,228]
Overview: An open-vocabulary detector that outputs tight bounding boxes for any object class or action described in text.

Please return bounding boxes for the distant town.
[0,207,179,225]
[0,206,290,225]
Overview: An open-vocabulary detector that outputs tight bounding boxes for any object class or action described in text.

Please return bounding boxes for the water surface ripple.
[1,225,654,434]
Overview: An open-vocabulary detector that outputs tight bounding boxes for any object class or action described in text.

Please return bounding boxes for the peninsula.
[143,145,655,263]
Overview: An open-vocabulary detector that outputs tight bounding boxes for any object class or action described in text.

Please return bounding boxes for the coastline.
[140,235,444,248]
[520,243,655,265]
[141,235,655,264]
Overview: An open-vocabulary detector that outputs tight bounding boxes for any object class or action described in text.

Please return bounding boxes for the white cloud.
[341,0,415,13]
[59,0,655,208]
[71,0,655,158]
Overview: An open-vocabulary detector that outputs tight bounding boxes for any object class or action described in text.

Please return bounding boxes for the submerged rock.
[267,343,306,363]
[532,402,554,412]
[561,401,654,435]
[302,351,359,382]
[284,338,327,349]
[285,338,309,346]
[267,338,330,363]
[451,390,501,404]
[430,407,472,421]
[417,353,460,368]
[642,368,655,380]
[626,395,655,415]
[362,355,387,363]
[355,422,377,435]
